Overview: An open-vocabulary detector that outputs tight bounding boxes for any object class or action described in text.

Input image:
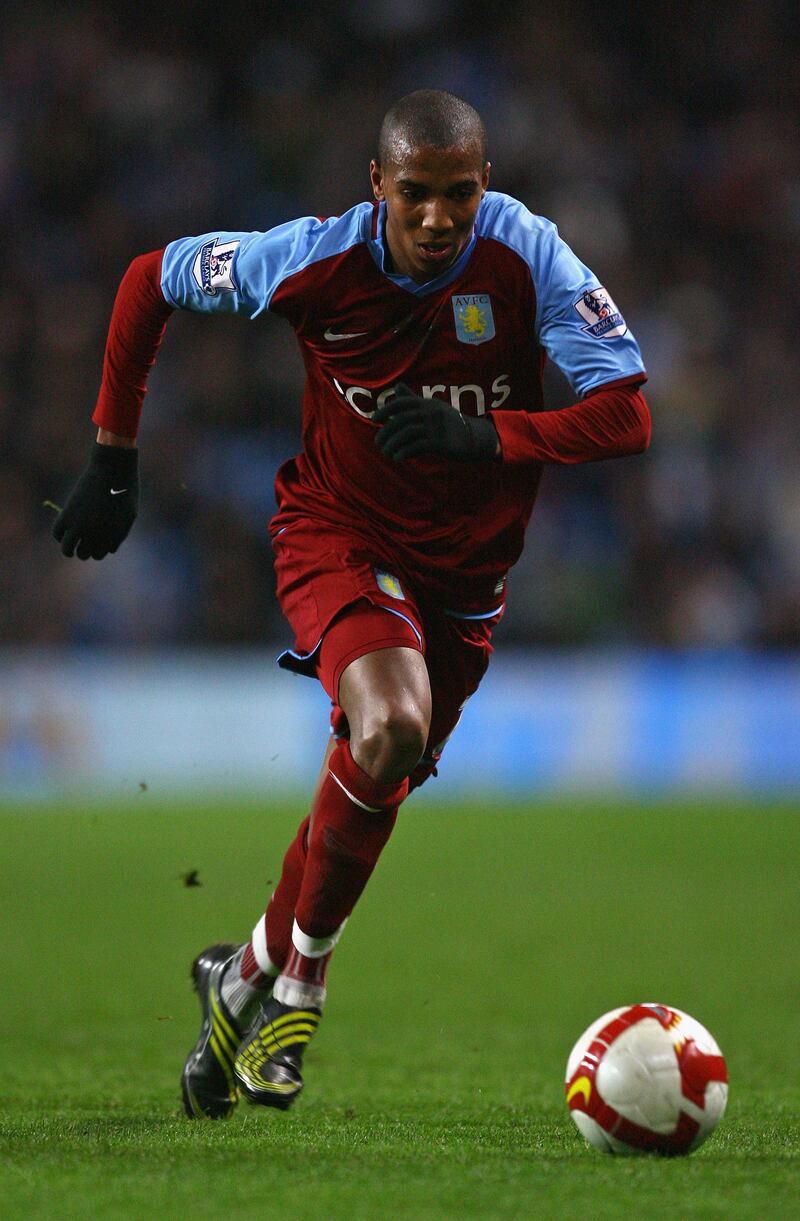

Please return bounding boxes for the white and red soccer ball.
[565,1004,728,1155]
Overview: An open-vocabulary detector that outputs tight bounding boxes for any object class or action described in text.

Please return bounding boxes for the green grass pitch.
[1,795,798,1219]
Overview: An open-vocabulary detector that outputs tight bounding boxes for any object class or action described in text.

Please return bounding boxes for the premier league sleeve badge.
[192,237,241,297]
[573,287,628,338]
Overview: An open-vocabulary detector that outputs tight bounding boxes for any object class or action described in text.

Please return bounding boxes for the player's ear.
[481,161,491,194]
[370,159,385,201]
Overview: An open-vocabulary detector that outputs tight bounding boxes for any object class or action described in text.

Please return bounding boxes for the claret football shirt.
[109,192,648,612]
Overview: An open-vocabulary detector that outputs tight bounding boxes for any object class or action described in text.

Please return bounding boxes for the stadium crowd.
[4,0,798,648]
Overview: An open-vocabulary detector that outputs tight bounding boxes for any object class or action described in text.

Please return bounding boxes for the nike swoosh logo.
[323,328,368,342]
[110,488,127,495]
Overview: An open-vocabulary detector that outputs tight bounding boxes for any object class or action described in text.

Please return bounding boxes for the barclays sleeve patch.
[192,237,240,296]
[573,287,627,338]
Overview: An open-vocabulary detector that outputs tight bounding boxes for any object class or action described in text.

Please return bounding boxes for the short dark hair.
[378,90,487,166]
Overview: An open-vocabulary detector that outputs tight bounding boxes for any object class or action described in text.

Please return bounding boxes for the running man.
[53,90,650,1118]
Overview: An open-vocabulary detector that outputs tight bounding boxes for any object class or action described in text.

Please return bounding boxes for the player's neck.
[380,210,432,285]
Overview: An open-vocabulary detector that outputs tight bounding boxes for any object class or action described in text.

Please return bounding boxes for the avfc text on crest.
[192,237,240,297]
[452,294,496,345]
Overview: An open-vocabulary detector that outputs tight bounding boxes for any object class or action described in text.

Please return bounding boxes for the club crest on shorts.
[452,294,495,345]
[573,287,627,338]
[374,569,405,600]
[192,237,240,296]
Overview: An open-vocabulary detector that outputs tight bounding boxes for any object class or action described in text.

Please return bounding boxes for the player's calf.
[234,739,411,1111]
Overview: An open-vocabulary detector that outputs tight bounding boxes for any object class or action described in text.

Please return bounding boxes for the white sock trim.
[251,915,279,976]
[274,975,326,1009]
[292,917,347,958]
[328,767,382,813]
[220,965,264,1021]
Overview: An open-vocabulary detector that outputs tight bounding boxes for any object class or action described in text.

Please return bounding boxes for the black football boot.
[234,996,322,1110]
[181,943,245,1119]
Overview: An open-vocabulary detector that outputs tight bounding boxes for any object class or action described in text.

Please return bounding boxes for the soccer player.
[53,91,650,1118]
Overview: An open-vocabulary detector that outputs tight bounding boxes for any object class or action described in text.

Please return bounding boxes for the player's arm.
[491,216,650,466]
[373,375,649,466]
[489,376,650,466]
[53,218,332,559]
[52,248,170,558]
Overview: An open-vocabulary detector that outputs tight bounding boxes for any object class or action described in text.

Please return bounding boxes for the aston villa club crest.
[452,294,495,345]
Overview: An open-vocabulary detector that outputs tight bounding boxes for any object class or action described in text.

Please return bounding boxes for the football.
[565,1003,728,1155]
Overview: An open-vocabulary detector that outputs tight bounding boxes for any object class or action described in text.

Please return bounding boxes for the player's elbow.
[631,388,652,453]
[125,250,160,280]
[121,248,170,306]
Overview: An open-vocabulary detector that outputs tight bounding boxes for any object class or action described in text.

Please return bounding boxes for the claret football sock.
[293,739,408,938]
[263,742,408,975]
[234,745,407,1111]
[264,814,311,970]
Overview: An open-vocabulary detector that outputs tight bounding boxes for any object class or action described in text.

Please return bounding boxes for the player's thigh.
[338,644,432,746]
[321,603,432,781]
[410,611,499,788]
[320,603,432,739]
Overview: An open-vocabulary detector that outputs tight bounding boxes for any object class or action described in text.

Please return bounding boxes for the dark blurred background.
[3,0,798,650]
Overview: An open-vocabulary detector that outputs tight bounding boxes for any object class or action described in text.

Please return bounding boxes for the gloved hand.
[373,383,499,462]
[53,441,139,559]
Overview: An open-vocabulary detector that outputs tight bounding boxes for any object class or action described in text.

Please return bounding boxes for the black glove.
[53,442,139,559]
[373,383,499,462]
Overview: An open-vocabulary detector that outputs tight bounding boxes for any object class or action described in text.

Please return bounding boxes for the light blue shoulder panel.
[160,202,371,318]
[476,192,646,397]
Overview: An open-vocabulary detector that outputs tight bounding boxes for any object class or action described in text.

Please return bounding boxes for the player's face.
[371,143,490,284]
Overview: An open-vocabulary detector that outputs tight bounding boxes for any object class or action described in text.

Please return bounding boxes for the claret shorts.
[271,519,503,789]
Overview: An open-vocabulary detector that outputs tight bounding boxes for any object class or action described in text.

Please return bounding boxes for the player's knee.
[353,703,428,784]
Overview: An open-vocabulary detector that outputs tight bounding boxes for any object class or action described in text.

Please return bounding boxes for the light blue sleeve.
[159,207,366,317]
[479,194,646,397]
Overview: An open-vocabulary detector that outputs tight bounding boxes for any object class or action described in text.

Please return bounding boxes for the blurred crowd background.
[3,0,798,649]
